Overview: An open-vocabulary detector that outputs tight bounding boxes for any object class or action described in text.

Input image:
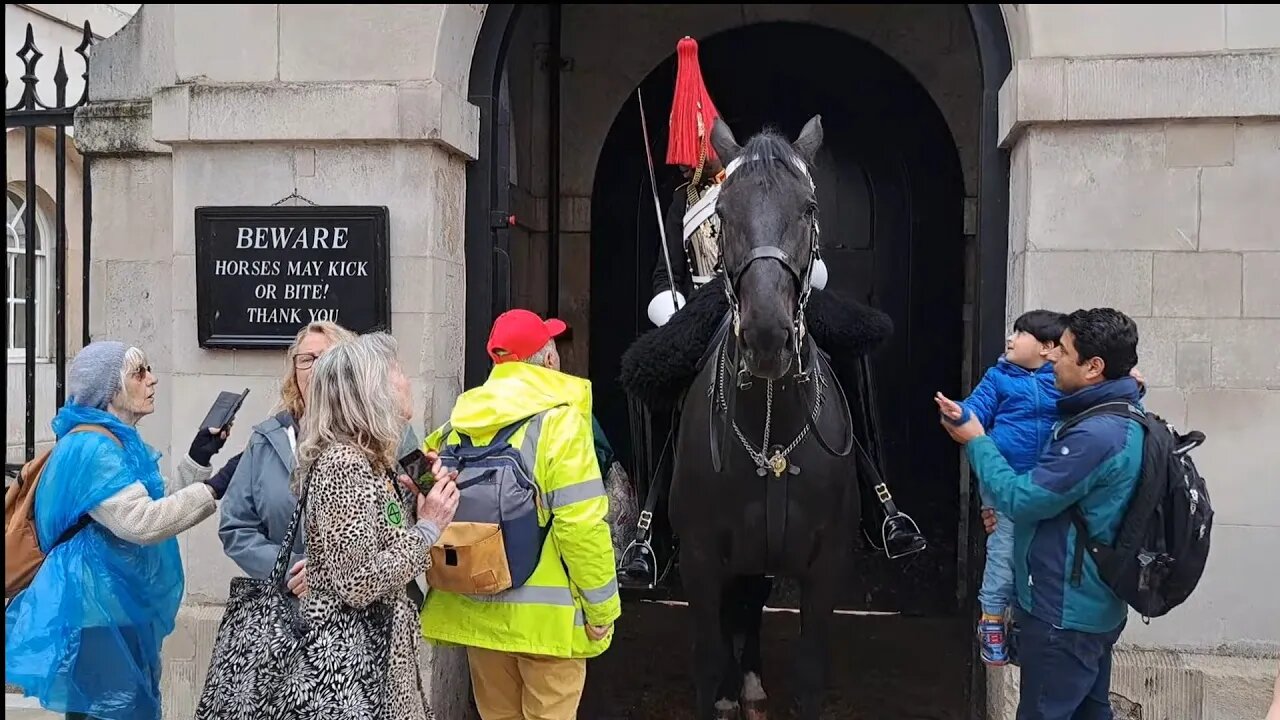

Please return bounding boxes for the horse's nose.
[742,321,789,358]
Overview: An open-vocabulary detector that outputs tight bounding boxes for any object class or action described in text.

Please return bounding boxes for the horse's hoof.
[714,699,740,720]
[740,698,768,720]
[740,671,767,720]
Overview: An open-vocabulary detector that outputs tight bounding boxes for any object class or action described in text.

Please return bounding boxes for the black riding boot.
[870,482,927,560]
[618,536,657,589]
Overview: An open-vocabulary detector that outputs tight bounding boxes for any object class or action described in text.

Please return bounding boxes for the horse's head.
[711,115,824,381]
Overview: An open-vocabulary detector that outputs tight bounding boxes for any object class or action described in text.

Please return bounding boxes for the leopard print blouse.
[301,443,435,720]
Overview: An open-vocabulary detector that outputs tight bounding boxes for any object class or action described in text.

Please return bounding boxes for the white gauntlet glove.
[647,291,686,327]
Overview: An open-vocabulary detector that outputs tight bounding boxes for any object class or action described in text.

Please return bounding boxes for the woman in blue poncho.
[6,341,236,720]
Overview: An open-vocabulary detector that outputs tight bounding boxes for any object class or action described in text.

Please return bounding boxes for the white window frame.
[6,185,54,363]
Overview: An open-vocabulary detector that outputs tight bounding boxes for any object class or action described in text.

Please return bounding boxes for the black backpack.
[1060,401,1213,620]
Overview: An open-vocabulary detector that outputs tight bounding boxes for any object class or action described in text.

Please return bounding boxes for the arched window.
[6,186,53,360]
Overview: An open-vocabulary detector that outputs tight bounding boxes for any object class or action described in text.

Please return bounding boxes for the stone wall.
[1002,46,1280,652]
[74,5,483,717]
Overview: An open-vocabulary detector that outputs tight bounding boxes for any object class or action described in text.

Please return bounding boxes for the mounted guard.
[617,36,927,592]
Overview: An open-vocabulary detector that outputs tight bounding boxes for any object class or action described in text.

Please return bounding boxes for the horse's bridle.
[718,154,823,383]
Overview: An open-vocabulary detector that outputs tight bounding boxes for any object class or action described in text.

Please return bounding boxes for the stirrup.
[618,537,659,590]
[882,511,927,560]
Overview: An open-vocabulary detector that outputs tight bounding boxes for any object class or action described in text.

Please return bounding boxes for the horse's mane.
[726,129,811,192]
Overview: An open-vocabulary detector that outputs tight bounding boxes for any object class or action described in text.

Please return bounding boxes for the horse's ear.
[793,115,823,164]
[711,118,742,166]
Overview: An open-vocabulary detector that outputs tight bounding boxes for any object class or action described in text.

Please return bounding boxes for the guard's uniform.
[619,37,925,590]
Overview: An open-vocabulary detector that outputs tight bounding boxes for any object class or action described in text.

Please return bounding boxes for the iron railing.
[4,21,94,480]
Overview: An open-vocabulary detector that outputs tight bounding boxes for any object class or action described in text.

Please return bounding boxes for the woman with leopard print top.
[294,333,459,720]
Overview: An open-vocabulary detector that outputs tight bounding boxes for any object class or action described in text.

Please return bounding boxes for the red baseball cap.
[487,309,568,364]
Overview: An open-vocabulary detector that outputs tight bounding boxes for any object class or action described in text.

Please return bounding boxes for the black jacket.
[651,184,698,300]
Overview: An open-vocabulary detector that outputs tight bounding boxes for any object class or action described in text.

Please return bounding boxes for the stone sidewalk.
[5,694,57,719]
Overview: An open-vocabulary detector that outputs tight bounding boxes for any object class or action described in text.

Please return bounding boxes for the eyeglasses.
[293,353,319,370]
[131,364,153,379]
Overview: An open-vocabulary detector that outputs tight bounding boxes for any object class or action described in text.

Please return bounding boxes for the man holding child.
[938,308,1146,720]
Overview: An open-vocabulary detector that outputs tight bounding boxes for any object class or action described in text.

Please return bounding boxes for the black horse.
[661,115,879,720]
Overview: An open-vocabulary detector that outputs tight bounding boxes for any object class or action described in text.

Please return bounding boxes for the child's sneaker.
[978,613,1009,666]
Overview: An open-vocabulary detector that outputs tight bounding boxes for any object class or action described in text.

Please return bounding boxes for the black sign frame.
[194,205,391,349]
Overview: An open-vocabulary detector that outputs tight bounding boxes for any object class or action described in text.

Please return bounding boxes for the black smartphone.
[398,449,435,492]
[200,388,250,432]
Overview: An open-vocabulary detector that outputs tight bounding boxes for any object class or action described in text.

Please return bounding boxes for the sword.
[637,88,682,314]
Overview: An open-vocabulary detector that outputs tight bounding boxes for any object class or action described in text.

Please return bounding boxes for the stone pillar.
[75,5,483,717]
[991,34,1280,720]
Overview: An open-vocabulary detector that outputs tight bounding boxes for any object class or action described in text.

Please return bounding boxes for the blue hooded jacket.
[5,404,184,720]
[959,357,1062,474]
[965,377,1145,633]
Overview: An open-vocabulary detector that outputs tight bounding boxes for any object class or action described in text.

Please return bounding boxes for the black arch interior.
[589,21,968,613]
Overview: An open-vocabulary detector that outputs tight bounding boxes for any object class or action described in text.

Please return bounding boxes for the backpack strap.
[1054,401,1141,441]
[451,408,561,457]
[40,425,122,553]
[1069,507,1096,588]
[1062,402,1142,587]
[493,415,537,449]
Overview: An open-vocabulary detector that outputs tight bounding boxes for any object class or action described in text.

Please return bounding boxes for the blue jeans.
[978,490,1015,616]
[1012,607,1125,720]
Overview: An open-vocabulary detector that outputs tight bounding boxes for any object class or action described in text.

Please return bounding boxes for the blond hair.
[293,333,405,492]
[279,321,356,419]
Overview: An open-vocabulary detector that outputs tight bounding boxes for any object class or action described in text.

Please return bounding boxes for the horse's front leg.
[734,575,773,720]
[796,559,840,720]
[681,544,733,719]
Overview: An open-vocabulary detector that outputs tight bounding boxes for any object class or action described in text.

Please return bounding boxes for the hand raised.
[934,392,964,423]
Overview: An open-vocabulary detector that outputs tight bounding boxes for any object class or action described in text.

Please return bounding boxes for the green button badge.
[386,500,404,527]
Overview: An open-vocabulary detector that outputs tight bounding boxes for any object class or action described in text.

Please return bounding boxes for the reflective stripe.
[518,413,547,465]
[465,584,574,607]
[580,577,618,605]
[574,609,585,627]
[518,411,555,511]
[546,478,605,510]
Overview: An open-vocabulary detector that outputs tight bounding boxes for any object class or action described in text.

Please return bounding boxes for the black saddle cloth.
[619,275,894,410]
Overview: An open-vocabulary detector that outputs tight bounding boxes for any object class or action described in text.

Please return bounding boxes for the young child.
[940,309,1067,666]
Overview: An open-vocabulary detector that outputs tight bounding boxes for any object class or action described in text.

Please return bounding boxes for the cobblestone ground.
[580,601,972,719]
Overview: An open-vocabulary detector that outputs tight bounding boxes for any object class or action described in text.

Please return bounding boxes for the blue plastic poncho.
[6,403,185,720]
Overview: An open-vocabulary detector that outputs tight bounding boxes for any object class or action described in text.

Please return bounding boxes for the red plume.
[666,36,720,168]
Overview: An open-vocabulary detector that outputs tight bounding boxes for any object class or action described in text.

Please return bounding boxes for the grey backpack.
[429,412,551,595]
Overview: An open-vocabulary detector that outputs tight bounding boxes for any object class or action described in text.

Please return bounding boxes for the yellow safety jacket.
[419,361,621,658]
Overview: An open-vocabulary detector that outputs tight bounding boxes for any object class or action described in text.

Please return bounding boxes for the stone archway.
[461,4,1014,391]
[459,4,1015,716]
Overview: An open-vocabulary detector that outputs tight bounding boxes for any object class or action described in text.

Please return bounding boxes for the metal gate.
[4,21,94,479]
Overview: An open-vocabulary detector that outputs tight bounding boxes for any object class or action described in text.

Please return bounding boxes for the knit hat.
[67,340,129,410]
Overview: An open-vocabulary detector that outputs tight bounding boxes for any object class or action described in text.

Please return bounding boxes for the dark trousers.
[1012,607,1125,720]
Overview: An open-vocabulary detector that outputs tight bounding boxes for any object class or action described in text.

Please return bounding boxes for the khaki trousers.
[467,646,587,720]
